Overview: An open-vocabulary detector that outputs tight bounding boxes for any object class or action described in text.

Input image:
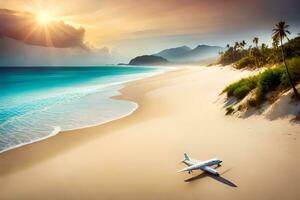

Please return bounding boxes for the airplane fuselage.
[183,158,222,175]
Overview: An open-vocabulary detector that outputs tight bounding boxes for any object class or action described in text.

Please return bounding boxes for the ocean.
[0,66,171,153]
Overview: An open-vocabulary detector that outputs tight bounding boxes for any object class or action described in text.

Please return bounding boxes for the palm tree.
[232,42,239,61]
[253,37,259,48]
[272,38,279,48]
[239,40,246,50]
[248,45,252,52]
[234,42,239,50]
[272,21,299,99]
[250,47,261,67]
[271,38,280,63]
[261,43,268,54]
[243,40,246,46]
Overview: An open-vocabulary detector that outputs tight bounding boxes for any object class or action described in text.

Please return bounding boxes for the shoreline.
[0,66,176,154]
[0,65,189,177]
[0,65,299,200]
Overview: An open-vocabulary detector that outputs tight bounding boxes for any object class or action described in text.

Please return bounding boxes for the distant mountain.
[128,55,169,66]
[154,46,191,61]
[154,44,225,62]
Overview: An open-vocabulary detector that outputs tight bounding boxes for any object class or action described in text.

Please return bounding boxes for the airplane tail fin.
[184,153,190,161]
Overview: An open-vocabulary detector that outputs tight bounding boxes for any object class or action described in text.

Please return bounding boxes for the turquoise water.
[0,66,170,153]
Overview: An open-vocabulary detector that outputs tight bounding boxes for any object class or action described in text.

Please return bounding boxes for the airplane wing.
[176,166,191,173]
[200,166,219,175]
[177,165,219,175]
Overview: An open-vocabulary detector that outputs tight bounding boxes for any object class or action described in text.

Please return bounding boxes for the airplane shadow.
[184,167,238,187]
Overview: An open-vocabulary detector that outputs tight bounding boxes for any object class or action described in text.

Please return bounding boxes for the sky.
[0,0,299,65]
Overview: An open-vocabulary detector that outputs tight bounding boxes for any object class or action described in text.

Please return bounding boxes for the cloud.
[0,8,86,48]
[0,37,117,66]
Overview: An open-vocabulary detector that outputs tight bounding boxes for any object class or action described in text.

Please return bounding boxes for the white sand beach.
[0,66,299,200]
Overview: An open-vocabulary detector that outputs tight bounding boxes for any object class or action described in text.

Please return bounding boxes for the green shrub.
[223,57,300,108]
[255,67,285,102]
[235,56,255,69]
[286,56,300,81]
[283,37,300,59]
[233,85,252,99]
[226,106,234,115]
[263,57,300,88]
[237,104,243,111]
[218,48,248,65]
[223,76,257,99]
[279,71,290,88]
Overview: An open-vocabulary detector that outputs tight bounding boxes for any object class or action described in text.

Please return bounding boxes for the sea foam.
[0,66,174,153]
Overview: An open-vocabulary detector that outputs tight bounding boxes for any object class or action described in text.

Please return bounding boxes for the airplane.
[177,153,222,176]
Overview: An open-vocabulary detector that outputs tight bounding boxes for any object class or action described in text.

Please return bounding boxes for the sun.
[36,12,53,25]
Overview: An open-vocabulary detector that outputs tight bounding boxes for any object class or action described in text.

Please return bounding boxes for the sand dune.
[0,66,299,200]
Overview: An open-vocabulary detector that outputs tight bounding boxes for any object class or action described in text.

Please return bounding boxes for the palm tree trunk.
[280,38,300,99]
[255,58,258,68]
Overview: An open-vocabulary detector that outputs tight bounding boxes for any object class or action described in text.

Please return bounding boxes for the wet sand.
[0,66,299,200]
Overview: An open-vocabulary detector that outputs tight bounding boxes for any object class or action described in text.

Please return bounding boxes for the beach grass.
[223,57,300,106]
